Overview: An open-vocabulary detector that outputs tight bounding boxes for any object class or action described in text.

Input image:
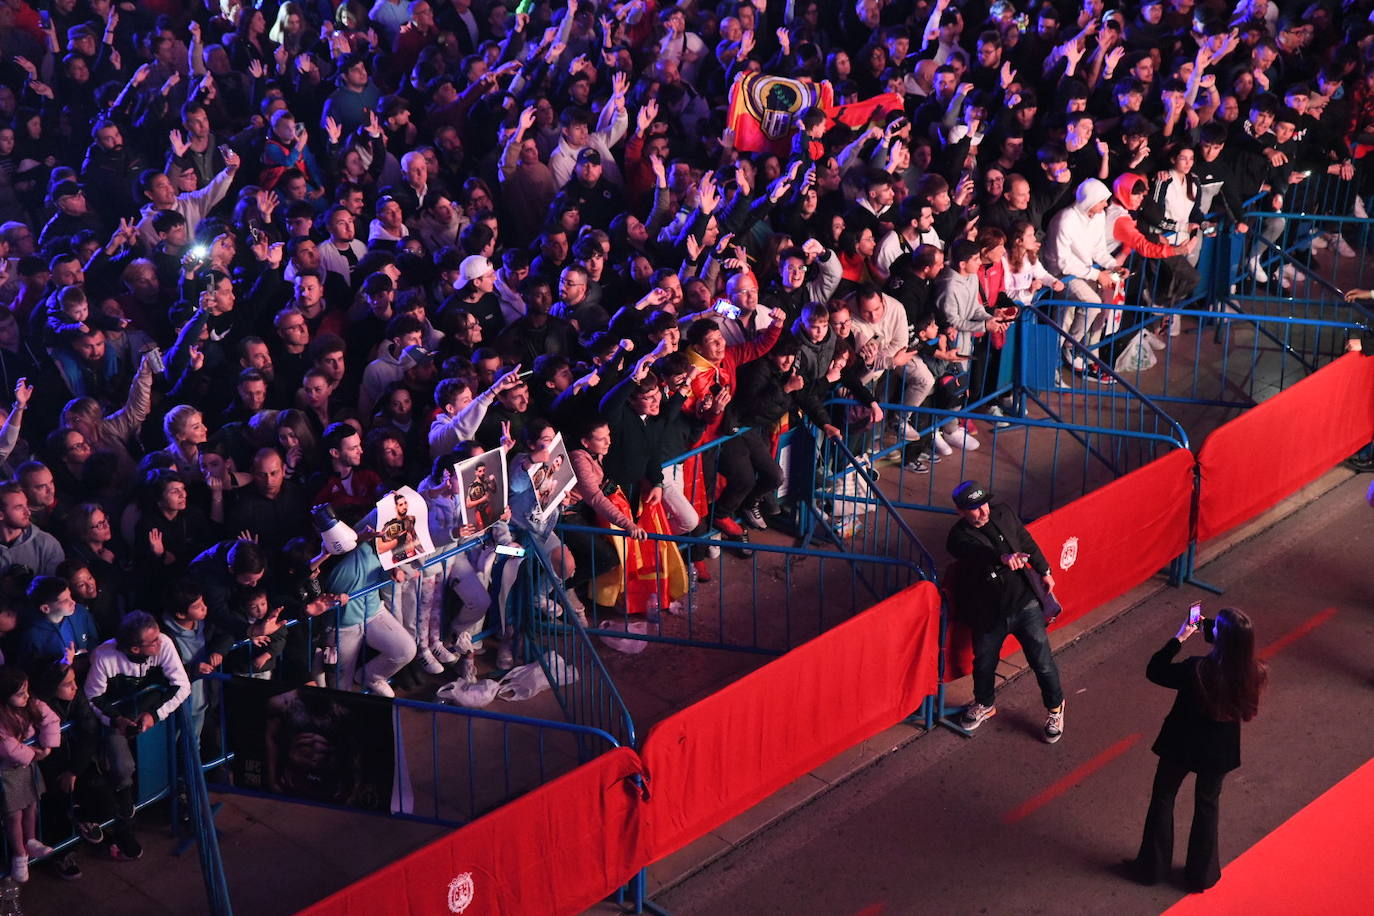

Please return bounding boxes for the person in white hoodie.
[134,155,239,248]
[1042,179,1127,377]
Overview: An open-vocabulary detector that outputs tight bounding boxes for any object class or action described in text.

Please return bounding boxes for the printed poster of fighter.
[528,432,577,524]
[222,679,411,815]
[457,447,508,531]
[374,485,437,570]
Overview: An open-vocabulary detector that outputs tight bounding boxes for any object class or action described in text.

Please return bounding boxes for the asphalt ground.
[656,472,1374,916]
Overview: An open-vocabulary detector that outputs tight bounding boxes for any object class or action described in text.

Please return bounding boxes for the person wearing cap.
[548,97,630,191]
[38,181,103,248]
[563,148,627,230]
[946,480,1065,743]
[452,254,505,342]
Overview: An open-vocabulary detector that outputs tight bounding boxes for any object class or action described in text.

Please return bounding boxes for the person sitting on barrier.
[682,312,784,542]
[319,520,416,698]
[903,315,972,474]
[851,283,932,445]
[0,664,60,883]
[1042,179,1128,380]
[509,420,596,646]
[945,480,1065,744]
[84,610,192,861]
[1108,172,1202,337]
[726,335,842,531]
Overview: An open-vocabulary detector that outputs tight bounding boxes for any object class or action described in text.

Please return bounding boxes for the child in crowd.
[0,665,59,882]
[225,587,289,679]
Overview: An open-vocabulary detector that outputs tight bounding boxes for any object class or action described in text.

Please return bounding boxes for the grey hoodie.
[0,523,65,577]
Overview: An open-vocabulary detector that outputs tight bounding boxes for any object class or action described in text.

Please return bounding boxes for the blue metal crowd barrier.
[197,670,622,829]
[0,686,230,914]
[546,522,925,656]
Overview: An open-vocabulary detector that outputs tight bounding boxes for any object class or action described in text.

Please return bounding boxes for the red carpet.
[1163,757,1374,916]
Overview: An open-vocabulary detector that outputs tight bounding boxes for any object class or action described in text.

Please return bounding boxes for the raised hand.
[649,152,667,187]
[169,129,190,157]
[324,115,342,145]
[636,98,659,134]
[776,26,790,55]
[247,59,266,80]
[611,70,629,99]
[13,377,32,408]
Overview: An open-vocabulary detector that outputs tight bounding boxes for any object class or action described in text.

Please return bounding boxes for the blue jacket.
[13,604,100,666]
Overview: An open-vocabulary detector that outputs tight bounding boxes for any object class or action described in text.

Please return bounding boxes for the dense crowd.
[0,0,1369,889]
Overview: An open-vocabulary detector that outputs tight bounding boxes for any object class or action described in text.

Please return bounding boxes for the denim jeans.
[971,598,1064,709]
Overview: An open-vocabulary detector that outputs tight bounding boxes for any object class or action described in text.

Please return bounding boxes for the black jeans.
[1134,757,1226,890]
[712,428,783,518]
[971,598,1063,709]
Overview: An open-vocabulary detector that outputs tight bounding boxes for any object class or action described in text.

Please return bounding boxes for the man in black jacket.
[945,480,1065,743]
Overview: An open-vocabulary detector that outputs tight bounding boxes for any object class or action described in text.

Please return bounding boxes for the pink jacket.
[0,699,60,768]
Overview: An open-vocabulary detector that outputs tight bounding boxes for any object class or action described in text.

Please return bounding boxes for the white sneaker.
[365,676,395,698]
[24,839,53,859]
[416,647,445,675]
[1169,317,1181,337]
[1247,257,1268,284]
[943,427,980,451]
[1310,232,1329,250]
[892,421,919,441]
[1355,196,1369,219]
[1335,235,1358,258]
[1281,264,1298,290]
[430,642,459,665]
[932,431,954,456]
[10,855,27,883]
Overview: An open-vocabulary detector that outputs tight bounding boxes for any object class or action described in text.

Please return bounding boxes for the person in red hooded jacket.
[1105,172,1202,335]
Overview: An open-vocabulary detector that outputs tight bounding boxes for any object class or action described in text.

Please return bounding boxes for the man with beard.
[318,207,366,283]
[227,448,308,551]
[80,120,146,225]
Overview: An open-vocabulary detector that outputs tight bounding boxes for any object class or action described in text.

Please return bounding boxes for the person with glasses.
[83,610,191,862]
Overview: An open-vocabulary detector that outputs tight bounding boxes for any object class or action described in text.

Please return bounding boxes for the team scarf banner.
[726,73,905,155]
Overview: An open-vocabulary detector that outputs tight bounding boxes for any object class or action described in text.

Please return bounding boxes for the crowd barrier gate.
[294,579,943,916]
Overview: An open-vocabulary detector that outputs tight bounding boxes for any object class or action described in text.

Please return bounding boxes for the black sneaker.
[725,532,753,558]
[741,502,768,530]
[54,852,82,880]
[110,837,143,862]
[77,822,104,845]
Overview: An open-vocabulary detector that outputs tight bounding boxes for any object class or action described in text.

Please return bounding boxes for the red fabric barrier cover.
[297,746,646,916]
[1197,353,1374,543]
[638,581,941,863]
[945,448,1195,681]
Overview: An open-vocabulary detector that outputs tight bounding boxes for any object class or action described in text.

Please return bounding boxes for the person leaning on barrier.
[83,610,192,861]
[945,480,1065,744]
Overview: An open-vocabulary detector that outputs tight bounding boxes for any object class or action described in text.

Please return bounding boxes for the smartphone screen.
[1187,602,1202,626]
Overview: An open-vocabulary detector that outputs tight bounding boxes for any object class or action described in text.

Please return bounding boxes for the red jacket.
[683,321,783,444]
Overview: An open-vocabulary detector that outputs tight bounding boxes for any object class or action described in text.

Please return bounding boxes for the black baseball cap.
[952,480,992,510]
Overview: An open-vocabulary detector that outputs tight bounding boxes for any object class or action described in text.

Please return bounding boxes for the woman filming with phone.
[1125,606,1267,892]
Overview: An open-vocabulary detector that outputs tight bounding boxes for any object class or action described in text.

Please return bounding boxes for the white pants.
[388,569,442,650]
[661,464,700,534]
[335,608,416,690]
[1061,279,1106,369]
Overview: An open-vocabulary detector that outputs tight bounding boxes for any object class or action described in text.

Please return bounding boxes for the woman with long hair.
[1127,607,1268,891]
